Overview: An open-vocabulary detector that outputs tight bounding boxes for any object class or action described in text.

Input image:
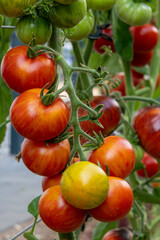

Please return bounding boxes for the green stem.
[30,214,38,234]
[58,232,76,240]
[122,95,160,106]
[83,37,95,65]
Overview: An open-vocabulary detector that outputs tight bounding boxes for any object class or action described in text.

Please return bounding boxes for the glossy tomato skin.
[21,138,70,176]
[10,89,70,141]
[0,0,38,18]
[94,27,115,54]
[60,161,109,209]
[130,24,159,53]
[42,174,62,192]
[15,15,52,45]
[137,152,159,178]
[50,0,87,29]
[89,177,133,222]
[88,136,135,179]
[102,227,133,240]
[133,106,160,159]
[1,46,56,93]
[86,0,115,10]
[38,185,87,233]
[131,51,153,67]
[54,0,78,4]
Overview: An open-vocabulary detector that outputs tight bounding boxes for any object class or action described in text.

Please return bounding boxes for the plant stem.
[122,95,160,106]
[58,232,76,240]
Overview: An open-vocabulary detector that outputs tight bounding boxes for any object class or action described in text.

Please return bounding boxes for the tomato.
[131,51,153,67]
[137,152,159,178]
[0,0,38,18]
[42,174,62,192]
[60,161,109,209]
[54,0,78,4]
[132,144,144,163]
[21,138,70,176]
[10,88,70,141]
[38,185,87,233]
[64,10,94,41]
[1,46,56,93]
[15,15,52,45]
[88,136,135,179]
[86,0,115,10]
[133,106,160,159]
[115,0,152,26]
[89,176,133,222]
[130,24,159,53]
[151,177,160,188]
[102,228,133,240]
[49,0,87,29]
[94,26,115,54]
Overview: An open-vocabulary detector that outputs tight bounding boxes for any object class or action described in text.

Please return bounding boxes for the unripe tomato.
[42,174,62,192]
[130,24,159,53]
[38,185,87,233]
[133,106,160,159]
[89,176,134,222]
[102,227,133,240]
[132,144,144,162]
[10,89,70,141]
[54,0,78,4]
[88,136,135,179]
[131,51,153,67]
[86,0,115,10]
[60,161,109,209]
[21,138,70,176]
[1,46,56,93]
[137,152,159,178]
[15,15,52,45]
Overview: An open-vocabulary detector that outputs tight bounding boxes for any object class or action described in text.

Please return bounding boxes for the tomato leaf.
[28,195,41,217]
[23,232,39,240]
[112,8,133,61]
[134,189,160,204]
[92,221,117,240]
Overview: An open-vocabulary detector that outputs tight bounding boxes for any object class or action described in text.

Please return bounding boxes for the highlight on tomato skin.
[38,185,87,233]
[102,227,133,240]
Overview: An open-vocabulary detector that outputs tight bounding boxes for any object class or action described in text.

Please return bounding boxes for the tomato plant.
[42,174,62,192]
[137,152,159,178]
[60,161,109,209]
[38,185,87,233]
[89,176,133,222]
[54,0,78,4]
[86,0,115,11]
[88,136,135,179]
[102,228,133,240]
[10,88,70,141]
[21,138,70,176]
[15,15,52,45]
[1,46,56,93]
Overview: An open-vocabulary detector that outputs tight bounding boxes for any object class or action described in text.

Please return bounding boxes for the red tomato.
[130,24,159,53]
[88,176,133,222]
[102,228,133,240]
[21,138,70,176]
[38,185,87,233]
[137,152,159,178]
[133,106,160,159]
[10,88,70,141]
[88,136,135,179]
[94,27,115,54]
[1,46,56,93]
[42,174,62,192]
[131,51,153,67]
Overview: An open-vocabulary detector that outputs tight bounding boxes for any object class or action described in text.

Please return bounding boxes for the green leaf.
[112,8,133,61]
[92,221,117,240]
[28,195,41,217]
[134,189,160,204]
[24,232,39,240]
[132,162,145,172]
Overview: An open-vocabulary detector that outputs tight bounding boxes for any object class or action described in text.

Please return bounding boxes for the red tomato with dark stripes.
[102,228,133,240]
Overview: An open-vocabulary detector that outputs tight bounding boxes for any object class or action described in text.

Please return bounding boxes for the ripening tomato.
[88,136,135,179]
[133,106,160,159]
[130,24,159,53]
[102,227,133,240]
[60,161,109,209]
[131,51,153,67]
[42,174,62,192]
[38,185,87,233]
[89,176,133,222]
[21,138,70,176]
[94,27,115,54]
[151,177,160,188]
[137,152,159,178]
[10,89,70,141]
[1,46,56,93]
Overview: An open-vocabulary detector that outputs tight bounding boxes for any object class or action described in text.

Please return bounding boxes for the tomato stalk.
[58,232,76,240]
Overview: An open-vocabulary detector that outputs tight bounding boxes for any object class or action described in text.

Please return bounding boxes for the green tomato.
[54,0,78,4]
[64,10,94,41]
[132,144,144,163]
[50,0,87,29]
[115,0,152,26]
[15,15,52,45]
[0,0,38,18]
[86,0,115,10]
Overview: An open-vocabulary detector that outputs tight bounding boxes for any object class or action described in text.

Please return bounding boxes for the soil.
[0,217,98,240]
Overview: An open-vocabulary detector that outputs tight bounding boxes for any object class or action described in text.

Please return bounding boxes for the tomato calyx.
[82,131,104,151]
